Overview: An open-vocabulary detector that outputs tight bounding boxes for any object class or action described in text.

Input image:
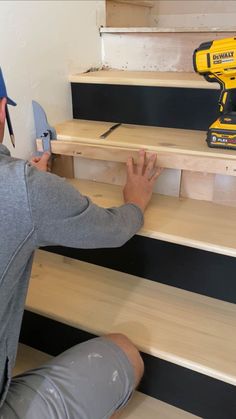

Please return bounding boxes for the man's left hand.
[30,152,51,172]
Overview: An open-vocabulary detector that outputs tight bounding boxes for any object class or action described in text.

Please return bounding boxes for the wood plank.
[69,70,218,89]
[14,345,197,419]
[36,120,236,176]
[26,250,236,385]
[73,158,181,197]
[213,174,236,207]
[14,344,52,376]
[52,155,74,178]
[68,178,236,257]
[119,392,199,418]
[180,171,215,201]
[109,0,155,7]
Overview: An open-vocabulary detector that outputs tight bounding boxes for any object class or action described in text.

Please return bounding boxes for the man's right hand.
[123,149,162,213]
[0,98,6,143]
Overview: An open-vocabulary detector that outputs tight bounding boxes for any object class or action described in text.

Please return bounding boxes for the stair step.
[69,70,218,89]
[15,344,198,418]
[119,392,199,418]
[14,343,52,376]
[26,250,236,385]
[66,178,236,257]
[37,119,236,177]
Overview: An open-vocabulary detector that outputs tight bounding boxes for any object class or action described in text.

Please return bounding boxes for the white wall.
[0,0,105,159]
[150,1,236,28]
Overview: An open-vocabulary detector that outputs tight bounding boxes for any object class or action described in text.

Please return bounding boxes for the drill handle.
[218,88,236,114]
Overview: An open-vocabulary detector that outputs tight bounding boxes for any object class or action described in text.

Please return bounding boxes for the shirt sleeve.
[25,163,144,249]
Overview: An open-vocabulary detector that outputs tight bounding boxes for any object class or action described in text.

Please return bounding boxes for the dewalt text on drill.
[193,37,236,149]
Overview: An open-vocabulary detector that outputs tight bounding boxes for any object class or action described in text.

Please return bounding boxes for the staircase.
[20,4,236,418]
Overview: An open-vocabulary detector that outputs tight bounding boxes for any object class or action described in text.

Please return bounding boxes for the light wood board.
[14,345,197,419]
[67,178,236,257]
[36,120,236,177]
[69,70,218,89]
[119,392,199,418]
[73,158,181,197]
[109,0,155,7]
[26,250,236,386]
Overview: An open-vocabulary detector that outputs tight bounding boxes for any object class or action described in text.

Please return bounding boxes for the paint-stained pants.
[0,337,135,419]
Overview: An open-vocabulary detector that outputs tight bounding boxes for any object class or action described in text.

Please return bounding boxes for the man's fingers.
[144,153,157,178]
[126,156,134,178]
[41,152,51,163]
[31,157,40,163]
[150,167,163,183]
[137,149,145,175]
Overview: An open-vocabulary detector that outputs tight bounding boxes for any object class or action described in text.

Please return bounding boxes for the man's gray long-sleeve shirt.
[0,144,143,406]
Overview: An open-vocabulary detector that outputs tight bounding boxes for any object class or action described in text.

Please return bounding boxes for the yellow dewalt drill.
[193,37,236,149]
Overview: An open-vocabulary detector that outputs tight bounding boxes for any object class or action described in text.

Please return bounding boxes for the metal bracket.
[32,101,57,153]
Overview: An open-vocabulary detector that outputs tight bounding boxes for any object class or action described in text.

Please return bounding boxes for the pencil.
[6,105,15,148]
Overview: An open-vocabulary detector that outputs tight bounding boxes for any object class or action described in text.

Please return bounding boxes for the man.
[0,90,161,418]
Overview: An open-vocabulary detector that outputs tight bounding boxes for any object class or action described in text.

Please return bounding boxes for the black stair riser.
[20,311,236,419]
[43,236,236,304]
[71,83,220,131]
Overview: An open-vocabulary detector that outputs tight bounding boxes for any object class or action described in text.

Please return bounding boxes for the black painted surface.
[43,235,236,304]
[20,311,236,419]
[71,83,220,131]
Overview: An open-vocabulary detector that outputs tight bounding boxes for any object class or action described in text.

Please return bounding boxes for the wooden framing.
[37,120,236,177]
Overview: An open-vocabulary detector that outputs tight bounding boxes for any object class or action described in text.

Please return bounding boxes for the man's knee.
[104,333,144,387]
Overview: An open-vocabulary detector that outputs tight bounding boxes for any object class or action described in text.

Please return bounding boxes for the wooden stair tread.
[69,70,219,89]
[14,344,52,376]
[119,392,199,418]
[109,0,155,8]
[66,178,236,257]
[37,119,236,177]
[27,250,236,385]
[14,345,197,419]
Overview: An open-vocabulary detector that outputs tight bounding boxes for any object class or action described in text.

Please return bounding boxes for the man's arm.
[26,150,161,249]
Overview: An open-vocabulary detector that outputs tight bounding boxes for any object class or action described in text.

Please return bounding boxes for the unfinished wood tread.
[70,178,236,257]
[27,250,236,386]
[37,119,236,177]
[14,344,52,376]
[119,392,199,418]
[69,70,219,89]
[14,345,197,419]
[109,0,155,7]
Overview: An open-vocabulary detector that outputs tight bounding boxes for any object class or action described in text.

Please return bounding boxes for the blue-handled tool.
[32,101,57,153]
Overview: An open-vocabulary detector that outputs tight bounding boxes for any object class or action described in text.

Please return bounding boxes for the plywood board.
[213,174,236,207]
[74,157,181,197]
[180,171,215,201]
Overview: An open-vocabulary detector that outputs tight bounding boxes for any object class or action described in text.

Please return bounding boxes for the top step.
[69,70,218,90]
